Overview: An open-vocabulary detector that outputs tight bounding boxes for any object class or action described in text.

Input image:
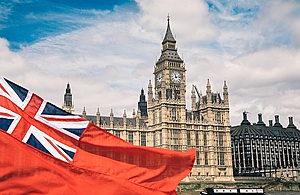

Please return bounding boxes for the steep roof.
[162,17,176,44]
[157,17,183,64]
[157,49,183,63]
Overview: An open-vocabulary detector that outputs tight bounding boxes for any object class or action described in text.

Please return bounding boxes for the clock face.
[170,71,181,83]
[156,72,162,84]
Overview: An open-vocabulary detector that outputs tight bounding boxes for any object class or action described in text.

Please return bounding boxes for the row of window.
[116,130,226,147]
[195,151,225,166]
[232,139,300,173]
[157,89,181,100]
[152,108,178,125]
[233,139,300,146]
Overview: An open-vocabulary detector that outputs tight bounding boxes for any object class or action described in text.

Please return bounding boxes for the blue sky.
[1,0,300,127]
[0,0,138,50]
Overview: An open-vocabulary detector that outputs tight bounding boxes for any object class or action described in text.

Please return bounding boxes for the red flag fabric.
[0,77,195,194]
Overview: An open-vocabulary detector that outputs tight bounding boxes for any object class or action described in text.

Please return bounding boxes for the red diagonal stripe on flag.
[0,112,13,117]
[0,84,9,96]
[0,94,78,147]
[44,136,71,163]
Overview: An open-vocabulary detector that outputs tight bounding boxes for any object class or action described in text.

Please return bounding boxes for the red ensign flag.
[0,77,195,195]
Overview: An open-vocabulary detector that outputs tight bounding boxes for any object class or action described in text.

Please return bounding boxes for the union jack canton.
[0,77,89,162]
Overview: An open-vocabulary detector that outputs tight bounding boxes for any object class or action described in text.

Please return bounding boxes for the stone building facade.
[231,112,300,181]
[63,18,234,182]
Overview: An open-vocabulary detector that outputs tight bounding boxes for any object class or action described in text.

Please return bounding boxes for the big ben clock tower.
[148,16,187,150]
[78,16,234,181]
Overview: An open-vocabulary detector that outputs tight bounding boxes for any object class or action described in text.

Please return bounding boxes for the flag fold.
[0,77,195,195]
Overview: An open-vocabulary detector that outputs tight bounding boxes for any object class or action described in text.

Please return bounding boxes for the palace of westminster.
[62,18,300,182]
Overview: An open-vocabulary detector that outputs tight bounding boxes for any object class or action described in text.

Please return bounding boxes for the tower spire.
[162,15,176,44]
[157,15,182,64]
[138,88,148,118]
[62,82,74,113]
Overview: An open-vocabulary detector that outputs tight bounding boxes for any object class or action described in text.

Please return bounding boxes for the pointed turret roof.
[157,16,183,64]
[66,82,71,93]
[162,15,176,44]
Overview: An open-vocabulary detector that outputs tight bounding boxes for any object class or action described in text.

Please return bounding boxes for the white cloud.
[136,0,217,44]
[0,38,26,78]
[178,0,300,128]
[230,47,300,87]
[1,0,300,129]
[290,19,300,46]
[252,0,300,47]
[226,47,300,127]
[180,45,300,128]
[15,16,156,117]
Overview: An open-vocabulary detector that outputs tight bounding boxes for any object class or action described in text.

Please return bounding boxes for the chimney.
[273,115,282,127]
[269,120,273,127]
[257,113,265,126]
[241,111,251,125]
[287,116,296,129]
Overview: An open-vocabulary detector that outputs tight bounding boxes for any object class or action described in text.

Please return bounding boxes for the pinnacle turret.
[138,88,148,118]
[191,86,196,111]
[223,81,229,106]
[206,79,211,93]
[96,108,100,126]
[82,107,86,119]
